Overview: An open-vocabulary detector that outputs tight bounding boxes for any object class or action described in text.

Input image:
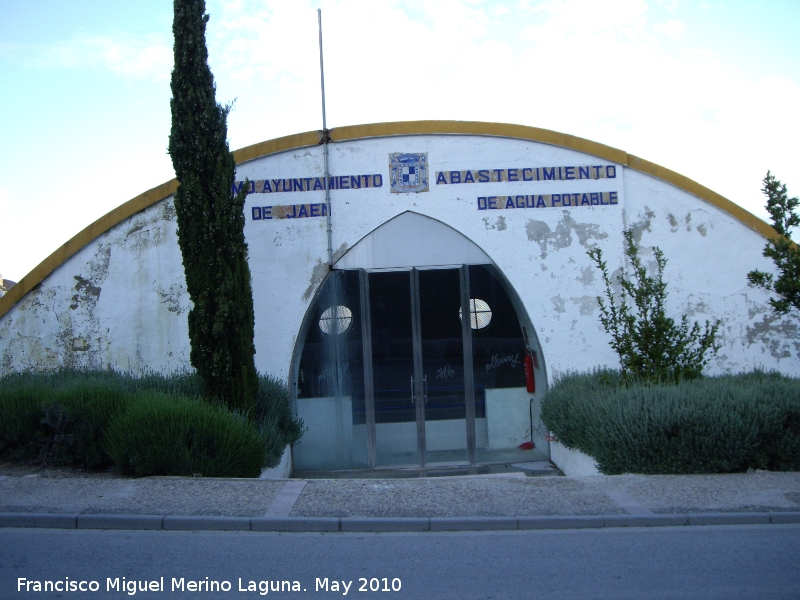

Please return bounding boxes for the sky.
[1,0,799,282]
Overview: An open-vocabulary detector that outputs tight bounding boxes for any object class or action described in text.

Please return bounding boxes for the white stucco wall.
[1,131,798,380]
[623,169,800,373]
[1,199,190,373]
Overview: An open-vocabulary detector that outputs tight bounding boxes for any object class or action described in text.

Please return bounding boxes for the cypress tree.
[168,0,258,412]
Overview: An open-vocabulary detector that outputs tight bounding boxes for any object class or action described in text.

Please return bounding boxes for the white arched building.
[1,121,797,474]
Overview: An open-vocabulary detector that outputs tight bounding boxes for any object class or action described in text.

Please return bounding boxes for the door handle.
[410,375,415,404]
[423,375,428,404]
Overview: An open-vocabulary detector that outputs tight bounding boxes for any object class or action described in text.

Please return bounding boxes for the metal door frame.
[409,268,426,466]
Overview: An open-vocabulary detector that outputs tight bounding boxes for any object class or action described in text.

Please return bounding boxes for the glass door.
[368,268,470,467]
[417,268,469,466]
[369,271,418,466]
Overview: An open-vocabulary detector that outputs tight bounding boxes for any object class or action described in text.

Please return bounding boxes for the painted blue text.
[234,174,382,195]
[437,165,616,185]
[477,191,619,210]
[251,203,329,220]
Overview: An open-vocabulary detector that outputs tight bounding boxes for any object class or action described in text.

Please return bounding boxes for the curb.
[78,514,164,530]
[0,513,78,529]
[163,515,251,531]
[430,516,517,531]
[518,515,604,530]
[341,517,429,532]
[252,517,339,532]
[603,514,690,528]
[686,513,771,526]
[1,511,798,533]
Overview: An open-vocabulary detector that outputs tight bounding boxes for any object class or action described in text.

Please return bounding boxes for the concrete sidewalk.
[1,469,799,532]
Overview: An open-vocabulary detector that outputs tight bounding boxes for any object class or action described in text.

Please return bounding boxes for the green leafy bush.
[254,374,304,468]
[40,384,129,469]
[0,369,303,475]
[542,370,800,474]
[0,368,204,398]
[0,380,128,468]
[0,384,47,461]
[588,230,720,384]
[104,393,266,478]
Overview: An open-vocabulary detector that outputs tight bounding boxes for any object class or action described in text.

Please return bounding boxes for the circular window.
[319,305,353,335]
[459,298,492,329]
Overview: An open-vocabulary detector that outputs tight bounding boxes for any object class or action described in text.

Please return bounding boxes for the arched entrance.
[291,213,548,473]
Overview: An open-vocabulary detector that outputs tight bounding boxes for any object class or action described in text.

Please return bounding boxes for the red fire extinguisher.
[524,350,536,393]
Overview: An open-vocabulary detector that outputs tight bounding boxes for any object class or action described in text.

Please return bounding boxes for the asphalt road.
[3,524,799,599]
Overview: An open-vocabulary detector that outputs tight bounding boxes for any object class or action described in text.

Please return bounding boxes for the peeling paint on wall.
[683,297,714,317]
[746,313,800,360]
[161,200,176,222]
[71,275,101,310]
[0,197,190,374]
[665,211,708,237]
[526,212,608,259]
[331,243,349,264]
[571,295,597,316]
[577,266,595,286]
[668,213,678,231]
[628,208,655,244]
[2,335,59,372]
[483,215,506,231]
[156,283,188,315]
[49,241,113,369]
[303,260,330,302]
[481,216,507,231]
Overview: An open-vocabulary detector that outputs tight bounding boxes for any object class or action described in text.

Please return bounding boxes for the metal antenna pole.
[318,9,341,403]
[318,8,334,267]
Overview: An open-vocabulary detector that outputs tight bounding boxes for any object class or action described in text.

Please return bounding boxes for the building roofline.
[0,120,775,319]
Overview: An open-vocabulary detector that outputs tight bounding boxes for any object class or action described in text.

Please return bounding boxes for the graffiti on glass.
[436,364,456,380]
[485,353,521,372]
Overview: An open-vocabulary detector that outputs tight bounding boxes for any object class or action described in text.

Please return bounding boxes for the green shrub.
[253,375,304,468]
[40,384,129,469]
[104,393,266,477]
[0,369,303,475]
[542,370,800,474]
[0,368,206,397]
[0,381,129,468]
[588,230,720,384]
[0,384,48,461]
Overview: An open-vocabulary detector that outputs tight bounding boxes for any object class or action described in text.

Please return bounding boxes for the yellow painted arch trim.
[0,120,776,320]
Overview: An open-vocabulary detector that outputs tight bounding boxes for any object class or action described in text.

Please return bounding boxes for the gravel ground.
[1,464,799,519]
[580,472,800,514]
[0,465,284,517]
[290,476,626,517]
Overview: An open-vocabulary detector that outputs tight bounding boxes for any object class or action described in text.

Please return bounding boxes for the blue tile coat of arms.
[389,152,429,193]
